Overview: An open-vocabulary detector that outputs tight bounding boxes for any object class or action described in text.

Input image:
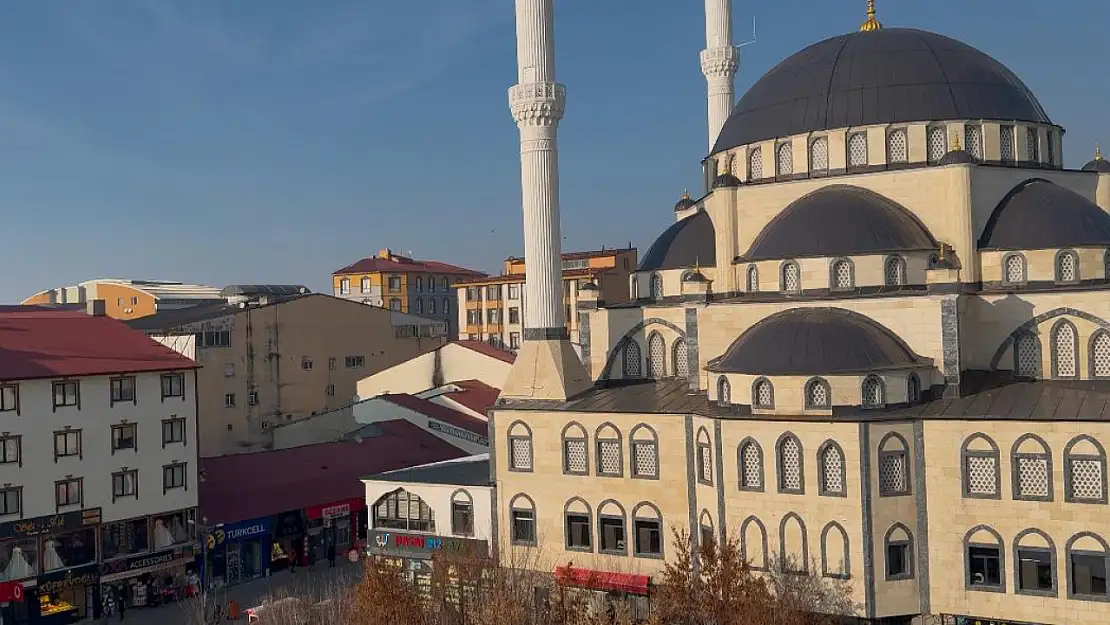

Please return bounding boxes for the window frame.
[160,373,185,401]
[817,439,847,498]
[804,377,831,410]
[886,127,908,164]
[1054,249,1081,284]
[737,437,765,492]
[1013,528,1058,598]
[162,417,187,448]
[847,131,868,168]
[1013,330,1042,378]
[1066,532,1110,601]
[820,521,851,580]
[109,376,137,406]
[1050,318,1080,379]
[561,422,589,476]
[809,136,829,172]
[598,502,628,556]
[861,375,886,409]
[111,423,138,454]
[926,125,948,163]
[877,432,911,498]
[563,497,592,552]
[631,502,663,559]
[53,429,82,461]
[649,273,664,300]
[450,489,475,537]
[162,462,187,493]
[961,433,1002,500]
[594,423,624,478]
[883,523,915,581]
[965,525,1006,593]
[747,264,759,292]
[747,146,763,181]
[775,432,805,495]
[883,255,907,287]
[623,340,643,379]
[1064,435,1108,505]
[629,424,660,480]
[0,486,22,517]
[112,469,139,501]
[780,260,801,293]
[52,380,80,410]
[752,377,775,410]
[828,257,855,291]
[1010,433,1054,502]
[0,384,19,414]
[1089,329,1110,379]
[0,435,22,467]
[696,427,713,486]
[1001,252,1028,286]
[775,141,793,176]
[778,512,809,574]
[506,420,534,473]
[907,373,922,404]
[716,376,731,407]
[509,494,537,546]
[741,515,769,571]
[373,489,436,533]
[54,477,83,510]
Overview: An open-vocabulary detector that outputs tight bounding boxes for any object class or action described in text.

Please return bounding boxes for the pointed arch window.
[961,433,1001,499]
[805,377,830,409]
[861,375,885,408]
[716,376,731,407]
[561,422,589,476]
[1003,253,1026,285]
[965,124,983,160]
[830,258,854,290]
[878,432,910,497]
[564,497,592,552]
[884,524,915,580]
[1011,434,1053,501]
[509,494,536,545]
[965,525,1005,591]
[507,421,533,472]
[373,489,435,532]
[631,503,663,558]
[1026,127,1040,162]
[696,428,713,485]
[927,125,948,163]
[1000,125,1016,162]
[649,273,663,300]
[1051,319,1078,378]
[781,261,801,293]
[595,423,623,478]
[1014,528,1057,596]
[779,513,809,573]
[753,378,774,409]
[741,516,768,570]
[647,332,666,379]
[1090,330,1110,378]
[1014,331,1041,378]
[776,433,804,494]
[810,137,829,172]
[847,132,868,167]
[623,341,642,378]
[1064,435,1107,504]
[887,128,908,163]
[747,265,759,292]
[817,440,846,497]
[821,522,850,579]
[1066,532,1110,599]
[884,255,906,286]
[673,339,689,378]
[748,147,763,180]
[776,143,793,176]
[907,373,921,403]
[738,438,764,491]
[1056,250,1079,284]
[630,425,659,479]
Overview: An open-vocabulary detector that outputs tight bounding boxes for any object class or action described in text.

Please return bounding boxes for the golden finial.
[682,188,690,199]
[1097,143,1104,161]
[952,133,962,152]
[859,0,882,32]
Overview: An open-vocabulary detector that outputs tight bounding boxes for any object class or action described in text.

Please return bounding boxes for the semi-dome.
[978,179,1110,250]
[712,173,742,189]
[712,28,1052,154]
[639,211,716,272]
[1083,147,1110,173]
[740,185,937,262]
[937,149,978,166]
[707,308,928,375]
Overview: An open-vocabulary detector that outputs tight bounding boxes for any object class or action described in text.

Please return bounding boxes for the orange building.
[22,279,223,320]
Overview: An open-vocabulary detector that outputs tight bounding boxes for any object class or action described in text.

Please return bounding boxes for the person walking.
[289,547,298,574]
[326,542,336,569]
[117,594,126,622]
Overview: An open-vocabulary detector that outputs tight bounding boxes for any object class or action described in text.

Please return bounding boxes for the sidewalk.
[118,560,363,625]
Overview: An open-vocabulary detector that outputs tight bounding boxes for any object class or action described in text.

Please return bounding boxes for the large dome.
[638,211,716,272]
[711,28,1052,154]
[978,179,1110,250]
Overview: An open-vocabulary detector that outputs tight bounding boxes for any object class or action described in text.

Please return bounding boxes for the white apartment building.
[0,303,199,622]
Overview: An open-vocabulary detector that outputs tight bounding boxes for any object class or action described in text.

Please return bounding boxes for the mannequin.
[42,539,65,571]
[153,519,175,549]
[170,516,187,544]
[3,545,34,579]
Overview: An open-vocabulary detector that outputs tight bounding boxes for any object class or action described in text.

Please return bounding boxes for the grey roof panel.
[740,185,937,262]
[370,458,490,487]
[712,28,1052,154]
[638,210,717,272]
[977,179,1110,250]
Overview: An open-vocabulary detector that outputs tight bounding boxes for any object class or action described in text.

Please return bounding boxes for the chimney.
[86,299,106,317]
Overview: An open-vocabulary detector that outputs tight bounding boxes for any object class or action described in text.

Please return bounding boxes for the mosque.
[493,0,1110,623]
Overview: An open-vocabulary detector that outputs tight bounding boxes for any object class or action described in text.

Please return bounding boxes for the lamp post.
[189,517,211,621]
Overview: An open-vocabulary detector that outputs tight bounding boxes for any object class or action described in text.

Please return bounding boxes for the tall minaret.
[700,0,738,151]
[502,0,591,402]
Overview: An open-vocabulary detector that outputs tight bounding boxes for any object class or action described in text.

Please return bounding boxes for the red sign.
[305,498,364,520]
[0,580,24,603]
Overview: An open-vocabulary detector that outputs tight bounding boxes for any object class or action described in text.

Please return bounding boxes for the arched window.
[805,377,830,409]
[887,128,908,163]
[817,440,846,497]
[1105,249,1110,279]
[965,525,1005,591]
[564,497,592,552]
[776,142,793,176]
[696,427,713,485]
[673,339,689,378]
[450,490,475,536]
[747,264,759,292]
[884,255,906,286]
[1064,435,1107,504]
[961,433,1001,499]
[716,376,731,407]
[1065,532,1110,599]
[373,489,435,532]
[1013,528,1057,596]
[629,274,638,299]
[649,273,664,300]
[443,298,450,314]
[631,502,663,558]
[861,375,885,408]
[1011,434,1053,502]
[647,332,666,379]
[561,422,588,476]
[776,433,804,494]
[629,425,659,479]
[1026,127,1040,162]
[1052,319,1078,378]
[884,523,915,581]
[810,137,829,172]
[753,377,775,409]
[1003,253,1027,285]
[781,260,801,293]
[965,124,983,160]
[737,438,764,491]
[830,258,854,290]
[1056,250,1079,283]
[748,147,763,180]
[699,510,715,549]
[821,522,850,579]
[441,277,449,291]
[1091,330,1110,378]
[1014,331,1041,378]
[779,513,809,573]
[507,421,533,472]
[509,494,536,545]
[999,124,1016,162]
[623,341,642,378]
[877,432,910,497]
[741,516,768,570]
[595,423,623,478]
[927,125,947,163]
[847,132,868,167]
[907,373,921,403]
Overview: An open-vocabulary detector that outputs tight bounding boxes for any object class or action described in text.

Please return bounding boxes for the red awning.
[553,566,650,595]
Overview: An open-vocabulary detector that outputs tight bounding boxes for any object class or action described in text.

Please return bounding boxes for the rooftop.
[0,306,197,381]
[454,268,611,286]
[381,393,488,436]
[505,247,635,263]
[333,252,484,278]
[439,379,500,415]
[453,340,516,364]
[367,453,491,487]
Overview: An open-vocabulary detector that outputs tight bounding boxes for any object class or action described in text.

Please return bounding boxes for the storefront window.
[102,518,150,560]
[0,538,38,580]
[152,509,196,549]
[374,489,435,532]
[42,527,96,572]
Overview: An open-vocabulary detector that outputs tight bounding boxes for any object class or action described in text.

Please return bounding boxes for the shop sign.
[100,549,178,577]
[37,564,99,593]
[208,517,270,547]
[0,507,102,540]
[306,498,364,520]
[368,530,487,558]
[0,580,23,603]
[272,511,303,538]
[951,617,1045,625]
[428,420,489,446]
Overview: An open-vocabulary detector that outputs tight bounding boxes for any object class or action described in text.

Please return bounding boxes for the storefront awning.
[553,566,650,595]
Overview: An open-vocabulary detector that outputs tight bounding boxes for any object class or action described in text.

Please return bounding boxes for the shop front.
[34,563,99,624]
[366,529,488,597]
[269,511,304,572]
[305,499,365,565]
[99,544,198,611]
[204,518,270,588]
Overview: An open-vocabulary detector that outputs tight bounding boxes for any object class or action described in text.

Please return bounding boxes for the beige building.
[128,293,446,457]
[456,248,637,351]
[490,7,1110,625]
[22,278,223,320]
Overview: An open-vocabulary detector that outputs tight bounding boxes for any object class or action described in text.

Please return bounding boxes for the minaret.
[700,0,738,151]
[502,0,591,402]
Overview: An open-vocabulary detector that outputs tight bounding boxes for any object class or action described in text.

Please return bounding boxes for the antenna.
[736,15,757,49]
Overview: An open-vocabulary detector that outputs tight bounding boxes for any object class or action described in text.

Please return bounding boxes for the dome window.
[1014,332,1041,378]
[830,259,854,291]
[907,373,921,403]
[999,125,1016,162]
[887,129,908,164]
[884,256,906,286]
[780,261,801,293]
[861,375,885,408]
[623,341,643,378]
[847,132,868,167]
[717,376,731,406]
[1003,253,1027,285]
[1091,331,1110,378]
[805,378,830,409]
[1052,320,1078,378]
[1046,131,1056,165]
[673,339,689,378]
[753,378,774,409]
[649,273,663,300]
[1056,250,1079,284]
[810,137,829,172]
[776,143,793,176]
[748,147,763,180]
[1026,127,1040,162]
[964,125,983,160]
[747,265,759,293]
[1105,250,1110,279]
[647,332,666,379]
[927,126,948,163]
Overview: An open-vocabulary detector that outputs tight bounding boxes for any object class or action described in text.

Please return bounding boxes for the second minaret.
[701,0,738,151]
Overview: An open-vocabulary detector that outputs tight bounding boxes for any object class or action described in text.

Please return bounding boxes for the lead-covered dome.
[712,28,1052,154]
[978,179,1110,250]
[639,211,716,271]
[707,308,928,375]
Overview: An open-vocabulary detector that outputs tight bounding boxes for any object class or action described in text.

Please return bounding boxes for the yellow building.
[490,7,1110,625]
[332,248,485,338]
[455,248,637,350]
[22,278,223,320]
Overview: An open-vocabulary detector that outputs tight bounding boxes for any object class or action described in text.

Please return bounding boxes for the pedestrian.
[326,542,336,568]
[118,595,126,622]
[289,548,297,574]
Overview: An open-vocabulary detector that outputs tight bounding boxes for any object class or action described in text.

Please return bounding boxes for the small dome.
[712,173,742,189]
[639,211,717,272]
[1083,159,1110,173]
[682,269,709,283]
[978,179,1110,250]
[674,192,697,212]
[707,308,928,375]
[740,185,937,261]
[937,149,978,165]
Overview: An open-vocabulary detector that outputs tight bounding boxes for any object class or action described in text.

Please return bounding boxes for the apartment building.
[332,248,486,339]
[455,248,636,350]
[22,279,223,321]
[127,293,446,457]
[0,303,200,623]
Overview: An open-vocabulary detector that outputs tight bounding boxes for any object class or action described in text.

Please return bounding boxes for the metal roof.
[368,455,491,487]
[220,285,310,297]
[978,179,1110,250]
[638,210,717,272]
[712,28,1052,154]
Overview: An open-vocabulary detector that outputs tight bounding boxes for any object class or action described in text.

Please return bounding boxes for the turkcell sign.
[226,524,266,541]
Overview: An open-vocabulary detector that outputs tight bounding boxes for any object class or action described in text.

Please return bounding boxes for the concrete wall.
[356,343,512,399]
[364,477,495,548]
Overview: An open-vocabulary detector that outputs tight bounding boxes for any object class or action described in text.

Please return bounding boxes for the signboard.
[0,508,102,540]
[37,563,99,593]
[306,498,364,521]
[428,420,489,447]
[0,580,23,603]
[272,511,304,539]
[100,549,179,577]
[367,530,487,559]
[952,618,1045,625]
[208,517,270,547]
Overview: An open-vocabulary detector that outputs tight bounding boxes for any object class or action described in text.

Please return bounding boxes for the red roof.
[333,256,485,277]
[454,340,516,364]
[454,268,611,286]
[505,247,635,262]
[442,380,500,415]
[0,306,197,381]
[199,420,466,525]
[382,394,488,436]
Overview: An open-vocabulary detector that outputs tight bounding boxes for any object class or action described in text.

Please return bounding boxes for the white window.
[999,125,1016,162]
[965,125,983,160]
[1026,127,1039,162]
[1065,436,1105,503]
[597,435,622,477]
[1004,254,1026,284]
[360,277,370,293]
[927,126,948,163]
[631,431,658,479]
[848,132,868,166]
[1053,321,1077,378]
[508,425,533,471]
[778,435,802,493]
[831,259,853,290]
[563,429,587,475]
[777,142,793,176]
[810,137,829,171]
[748,147,763,179]
[887,129,908,163]
[884,256,905,286]
[339,278,350,295]
[962,435,1000,498]
[782,261,800,293]
[862,376,884,408]
[163,463,187,490]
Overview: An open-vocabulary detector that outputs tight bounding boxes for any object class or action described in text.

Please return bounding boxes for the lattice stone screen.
[1000,125,1015,161]
[511,438,532,470]
[749,148,763,179]
[1093,333,1110,377]
[1055,324,1077,377]
[965,125,983,159]
[1059,253,1077,282]
[756,381,773,407]
[780,438,802,491]
[965,455,998,495]
[887,129,908,163]
[862,378,883,406]
[598,440,621,475]
[1017,456,1049,498]
[1070,458,1104,501]
[777,143,793,175]
[848,133,868,166]
[927,126,947,162]
[624,343,642,378]
[879,452,907,494]
[648,334,665,379]
[821,446,844,493]
[884,257,904,286]
[1016,334,1040,377]
[742,444,762,488]
[1005,255,1024,283]
[565,439,587,473]
[700,447,713,482]
[783,263,800,292]
[810,138,828,170]
[833,261,852,289]
[674,341,689,378]
[633,442,657,477]
[808,382,828,407]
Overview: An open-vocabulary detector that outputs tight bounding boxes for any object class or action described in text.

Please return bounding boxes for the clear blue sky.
[0,1,1106,302]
